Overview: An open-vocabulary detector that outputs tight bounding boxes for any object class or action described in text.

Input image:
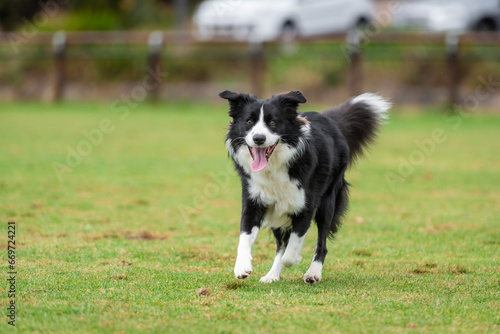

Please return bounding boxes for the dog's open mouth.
[248,141,278,173]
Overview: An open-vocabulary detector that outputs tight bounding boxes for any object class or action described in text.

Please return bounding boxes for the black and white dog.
[221,90,390,284]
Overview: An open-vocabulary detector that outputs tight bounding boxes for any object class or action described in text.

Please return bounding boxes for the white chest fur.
[246,146,306,229]
[250,172,305,228]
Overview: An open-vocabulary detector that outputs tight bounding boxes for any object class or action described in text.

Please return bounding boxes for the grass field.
[1,101,499,333]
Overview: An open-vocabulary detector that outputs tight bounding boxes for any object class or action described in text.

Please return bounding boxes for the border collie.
[221,90,390,284]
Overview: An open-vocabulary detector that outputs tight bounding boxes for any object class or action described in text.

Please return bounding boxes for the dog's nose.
[253,134,266,146]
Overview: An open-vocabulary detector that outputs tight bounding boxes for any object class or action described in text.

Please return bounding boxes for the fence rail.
[3,30,500,45]
[2,30,500,103]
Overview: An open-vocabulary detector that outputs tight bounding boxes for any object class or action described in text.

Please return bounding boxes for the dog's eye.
[246,119,254,125]
[269,120,277,126]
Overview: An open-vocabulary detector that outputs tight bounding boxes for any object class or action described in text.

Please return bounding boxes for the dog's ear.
[274,91,307,117]
[219,90,255,117]
[274,90,307,104]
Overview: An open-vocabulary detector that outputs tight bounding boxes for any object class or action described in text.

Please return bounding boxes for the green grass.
[0,101,499,333]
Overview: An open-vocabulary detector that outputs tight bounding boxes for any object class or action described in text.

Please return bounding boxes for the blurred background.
[1,0,500,107]
[2,2,500,332]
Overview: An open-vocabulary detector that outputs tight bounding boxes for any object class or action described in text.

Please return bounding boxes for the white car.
[193,0,375,42]
[392,0,500,32]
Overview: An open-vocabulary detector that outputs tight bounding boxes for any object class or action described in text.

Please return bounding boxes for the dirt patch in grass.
[110,274,128,280]
[224,281,245,290]
[409,263,438,274]
[134,199,150,206]
[448,264,469,274]
[196,288,211,297]
[77,230,170,241]
[126,230,169,240]
[425,224,456,234]
[352,249,372,257]
[353,260,366,268]
[409,263,469,275]
[120,261,133,266]
[410,268,431,275]
[173,247,226,263]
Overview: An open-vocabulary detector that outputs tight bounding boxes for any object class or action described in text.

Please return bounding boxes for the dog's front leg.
[234,199,266,279]
[234,226,259,279]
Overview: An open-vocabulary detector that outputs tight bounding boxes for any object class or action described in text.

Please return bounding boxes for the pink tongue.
[250,147,268,172]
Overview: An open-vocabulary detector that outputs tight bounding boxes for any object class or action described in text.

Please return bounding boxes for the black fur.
[322,98,386,165]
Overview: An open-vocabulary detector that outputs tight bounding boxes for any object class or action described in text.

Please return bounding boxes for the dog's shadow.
[222,272,384,294]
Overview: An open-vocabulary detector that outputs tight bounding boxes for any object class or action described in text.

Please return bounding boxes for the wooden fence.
[1,30,500,104]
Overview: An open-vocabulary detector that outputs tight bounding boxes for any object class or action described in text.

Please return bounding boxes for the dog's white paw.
[303,273,322,284]
[303,261,323,284]
[282,253,302,268]
[234,256,252,279]
[260,273,280,283]
[234,267,252,279]
[235,270,251,280]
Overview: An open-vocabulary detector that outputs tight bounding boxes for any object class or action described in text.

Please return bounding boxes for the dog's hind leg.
[304,181,347,284]
[303,197,333,284]
[260,228,291,283]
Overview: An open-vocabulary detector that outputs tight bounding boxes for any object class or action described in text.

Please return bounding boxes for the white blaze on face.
[245,105,280,173]
[245,105,279,147]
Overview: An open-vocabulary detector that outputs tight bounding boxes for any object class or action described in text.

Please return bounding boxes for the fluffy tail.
[322,93,390,165]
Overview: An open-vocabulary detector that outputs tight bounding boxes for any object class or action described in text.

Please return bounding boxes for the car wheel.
[280,22,298,54]
[280,22,297,43]
[475,18,496,32]
[355,17,372,32]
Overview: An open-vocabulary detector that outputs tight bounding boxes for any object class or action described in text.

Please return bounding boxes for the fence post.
[446,32,460,107]
[174,0,189,42]
[51,31,66,102]
[250,42,265,97]
[347,29,362,97]
[148,31,164,102]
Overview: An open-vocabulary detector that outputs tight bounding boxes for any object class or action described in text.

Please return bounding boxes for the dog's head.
[221,90,308,173]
